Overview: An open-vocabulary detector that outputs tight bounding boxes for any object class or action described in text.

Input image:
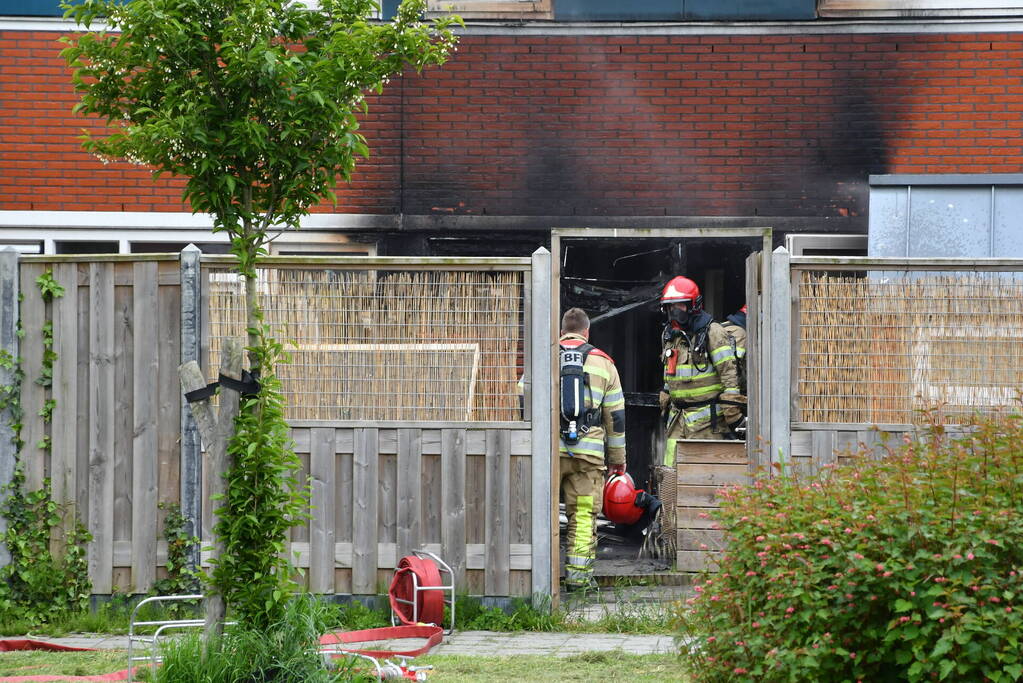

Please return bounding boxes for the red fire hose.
[388,554,445,627]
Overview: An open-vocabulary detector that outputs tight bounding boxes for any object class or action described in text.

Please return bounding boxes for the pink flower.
[786,606,795,613]
[752,622,760,628]
[746,571,757,577]
[875,563,885,571]
[844,527,853,534]
[899,616,910,623]
[706,636,716,643]
[756,535,765,541]
[967,553,975,560]
[821,538,833,546]
[850,652,857,659]
[1007,607,1013,613]
[953,554,962,560]
[990,596,1001,603]
[733,668,748,675]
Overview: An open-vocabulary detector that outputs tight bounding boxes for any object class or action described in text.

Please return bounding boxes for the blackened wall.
[3,29,1022,234]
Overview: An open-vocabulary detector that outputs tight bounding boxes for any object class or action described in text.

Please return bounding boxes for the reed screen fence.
[797,271,1023,425]
[205,263,525,421]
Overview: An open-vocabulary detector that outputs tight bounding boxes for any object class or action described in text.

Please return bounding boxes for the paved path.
[12,630,677,657]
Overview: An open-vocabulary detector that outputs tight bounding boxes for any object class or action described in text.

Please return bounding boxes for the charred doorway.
[551,227,771,578]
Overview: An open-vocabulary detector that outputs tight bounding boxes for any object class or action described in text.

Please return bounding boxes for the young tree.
[61,0,459,630]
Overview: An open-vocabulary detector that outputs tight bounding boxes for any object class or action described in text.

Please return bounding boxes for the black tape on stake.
[184,382,219,404]
[184,371,260,404]
[219,370,260,397]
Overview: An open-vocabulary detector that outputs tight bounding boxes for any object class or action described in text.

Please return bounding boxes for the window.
[819,0,1023,17]
[426,0,552,21]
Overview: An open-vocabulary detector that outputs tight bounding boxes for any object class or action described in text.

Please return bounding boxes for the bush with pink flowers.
[677,410,1023,681]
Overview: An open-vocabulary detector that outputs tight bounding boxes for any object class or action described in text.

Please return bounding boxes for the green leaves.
[679,411,1023,682]
[62,0,458,257]
[206,328,310,631]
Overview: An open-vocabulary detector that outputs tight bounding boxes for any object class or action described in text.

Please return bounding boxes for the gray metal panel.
[870,174,1023,186]
[907,187,991,258]
[867,187,910,257]
[993,188,1023,258]
[870,179,1023,260]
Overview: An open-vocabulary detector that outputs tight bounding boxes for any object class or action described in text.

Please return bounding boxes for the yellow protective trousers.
[560,455,605,589]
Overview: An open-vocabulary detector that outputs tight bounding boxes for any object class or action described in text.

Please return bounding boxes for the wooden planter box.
[674,439,750,572]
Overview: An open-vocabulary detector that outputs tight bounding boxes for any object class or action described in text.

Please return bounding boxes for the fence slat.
[76,272,90,517]
[131,262,158,593]
[19,263,45,491]
[156,269,180,534]
[352,427,378,594]
[51,263,79,561]
[396,428,422,562]
[112,271,132,550]
[88,262,115,593]
[310,427,336,593]
[0,250,19,568]
[441,428,466,587]
[485,429,510,596]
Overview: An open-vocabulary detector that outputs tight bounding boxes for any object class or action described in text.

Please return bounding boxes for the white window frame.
[0,211,378,256]
[819,0,1023,17]
[426,0,552,20]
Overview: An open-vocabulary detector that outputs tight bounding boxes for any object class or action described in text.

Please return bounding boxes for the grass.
[0,592,682,638]
[0,651,686,682]
[417,653,686,682]
[0,650,129,679]
[0,599,200,637]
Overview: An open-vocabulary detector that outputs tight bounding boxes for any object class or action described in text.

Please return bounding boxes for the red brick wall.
[3,30,1022,223]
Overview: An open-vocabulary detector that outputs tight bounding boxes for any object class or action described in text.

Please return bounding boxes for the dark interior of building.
[557,235,760,575]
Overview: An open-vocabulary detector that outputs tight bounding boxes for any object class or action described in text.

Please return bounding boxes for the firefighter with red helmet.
[658,277,745,466]
[558,307,626,592]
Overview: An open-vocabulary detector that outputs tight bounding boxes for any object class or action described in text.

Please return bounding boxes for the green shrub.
[156,595,373,683]
[678,410,1023,682]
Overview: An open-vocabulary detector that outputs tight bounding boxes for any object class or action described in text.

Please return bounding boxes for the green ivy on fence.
[0,270,91,624]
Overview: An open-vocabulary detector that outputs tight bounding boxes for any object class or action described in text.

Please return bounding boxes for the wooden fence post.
[769,246,792,475]
[180,245,202,572]
[529,247,552,601]
[0,249,18,569]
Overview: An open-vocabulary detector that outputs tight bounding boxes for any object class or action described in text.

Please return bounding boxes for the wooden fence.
[0,249,552,599]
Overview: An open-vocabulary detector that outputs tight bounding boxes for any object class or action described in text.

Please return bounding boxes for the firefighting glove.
[608,463,626,477]
[658,390,670,414]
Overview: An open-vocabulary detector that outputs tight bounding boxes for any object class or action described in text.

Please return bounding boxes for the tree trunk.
[178,337,244,639]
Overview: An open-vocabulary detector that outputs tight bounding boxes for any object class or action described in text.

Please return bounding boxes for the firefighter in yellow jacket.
[658,277,744,467]
[558,307,626,592]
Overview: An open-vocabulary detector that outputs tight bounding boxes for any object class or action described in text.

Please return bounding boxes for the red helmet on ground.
[660,276,703,313]
[603,473,645,525]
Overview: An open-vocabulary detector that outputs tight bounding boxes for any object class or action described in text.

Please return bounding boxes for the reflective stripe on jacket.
[662,321,740,408]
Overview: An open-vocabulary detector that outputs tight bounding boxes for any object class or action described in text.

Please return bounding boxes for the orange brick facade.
[2,29,1022,230]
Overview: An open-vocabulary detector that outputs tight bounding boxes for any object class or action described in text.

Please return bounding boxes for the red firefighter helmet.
[603,473,645,526]
[660,276,703,313]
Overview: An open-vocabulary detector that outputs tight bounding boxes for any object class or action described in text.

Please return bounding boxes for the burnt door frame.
[549,226,772,584]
